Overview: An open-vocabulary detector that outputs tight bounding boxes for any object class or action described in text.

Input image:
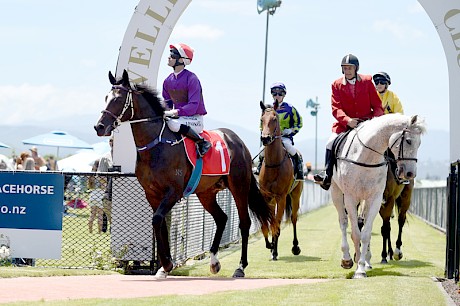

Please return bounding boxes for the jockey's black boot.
[314,149,332,190]
[180,125,211,157]
[292,153,304,180]
[254,156,264,175]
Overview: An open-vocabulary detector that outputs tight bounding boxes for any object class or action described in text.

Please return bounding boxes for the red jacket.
[331,74,384,133]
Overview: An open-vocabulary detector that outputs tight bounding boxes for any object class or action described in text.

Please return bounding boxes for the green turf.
[0,204,452,305]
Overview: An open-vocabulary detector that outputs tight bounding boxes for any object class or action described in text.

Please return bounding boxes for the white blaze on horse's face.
[260,110,279,146]
[389,130,422,180]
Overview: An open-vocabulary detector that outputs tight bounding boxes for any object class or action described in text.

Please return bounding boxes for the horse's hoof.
[232,268,245,278]
[381,258,388,264]
[341,259,354,269]
[292,246,301,256]
[353,271,367,279]
[154,267,168,279]
[210,261,221,274]
[394,251,403,261]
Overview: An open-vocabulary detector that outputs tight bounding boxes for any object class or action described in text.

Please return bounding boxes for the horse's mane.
[363,114,427,135]
[133,83,166,116]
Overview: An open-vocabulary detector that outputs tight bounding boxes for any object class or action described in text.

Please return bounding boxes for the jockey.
[314,54,384,190]
[373,71,404,114]
[162,43,211,157]
[256,82,304,180]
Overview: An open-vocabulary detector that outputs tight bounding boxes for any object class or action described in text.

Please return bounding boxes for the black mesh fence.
[2,171,331,273]
[21,172,259,273]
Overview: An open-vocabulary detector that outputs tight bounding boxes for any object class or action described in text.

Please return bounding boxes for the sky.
[0,0,449,146]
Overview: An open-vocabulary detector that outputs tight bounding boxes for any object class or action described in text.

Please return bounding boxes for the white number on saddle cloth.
[215,141,226,172]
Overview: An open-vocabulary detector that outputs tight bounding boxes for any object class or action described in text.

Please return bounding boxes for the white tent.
[57,141,111,172]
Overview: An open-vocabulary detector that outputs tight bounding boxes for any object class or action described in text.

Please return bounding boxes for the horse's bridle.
[339,126,417,168]
[102,85,178,151]
[260,109,282,146]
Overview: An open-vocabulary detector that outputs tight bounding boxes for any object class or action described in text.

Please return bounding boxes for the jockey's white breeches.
[259,136,297,157]
[326,133,338,150]
[166,115,204,133]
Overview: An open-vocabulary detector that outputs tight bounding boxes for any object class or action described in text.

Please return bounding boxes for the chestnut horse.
[258,102,303,260]
[379,158,414,264]
[94,70,274,278]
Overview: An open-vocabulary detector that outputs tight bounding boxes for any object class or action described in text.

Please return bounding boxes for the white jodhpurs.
[282,137,297,156]
[326,133,338,150]
[167,115,204,133]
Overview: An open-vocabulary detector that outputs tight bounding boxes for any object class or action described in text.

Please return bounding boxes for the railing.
[0,171,330,273]
[2,169,451,276]
[445,161,460,281]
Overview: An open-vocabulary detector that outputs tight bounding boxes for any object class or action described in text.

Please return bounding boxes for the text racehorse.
[94,70,274,278]
[258,102,303,260]
[330,113,425,278]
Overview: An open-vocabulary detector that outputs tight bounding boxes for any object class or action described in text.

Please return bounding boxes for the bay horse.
[379,161,414,264]
[330,113,425,278]
[94,70,274,278]
[258,102,303,260]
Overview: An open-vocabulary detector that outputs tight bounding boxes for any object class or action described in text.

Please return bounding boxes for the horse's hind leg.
[197,192,228,274]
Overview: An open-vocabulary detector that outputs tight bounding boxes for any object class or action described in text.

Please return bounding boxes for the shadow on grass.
[274,255,321,263]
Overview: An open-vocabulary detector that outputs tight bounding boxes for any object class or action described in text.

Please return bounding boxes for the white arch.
[114,0,460,172]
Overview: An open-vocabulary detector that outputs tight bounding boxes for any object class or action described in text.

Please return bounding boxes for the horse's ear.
[410,115,418,125]
[260,100,266,111]
[122,70,130,87]
[108,71,116,85]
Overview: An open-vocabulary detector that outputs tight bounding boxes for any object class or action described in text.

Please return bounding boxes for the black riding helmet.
[341,54,359,74]
[373,72,391,85]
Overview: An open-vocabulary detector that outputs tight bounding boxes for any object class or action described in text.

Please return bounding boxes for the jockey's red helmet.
[170,43,194,65]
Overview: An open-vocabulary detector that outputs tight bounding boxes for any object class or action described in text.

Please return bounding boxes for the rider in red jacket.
[314,54,384,190]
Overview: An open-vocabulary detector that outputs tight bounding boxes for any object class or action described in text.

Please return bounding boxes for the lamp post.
[257,0,282,104]
[306,97,320,172]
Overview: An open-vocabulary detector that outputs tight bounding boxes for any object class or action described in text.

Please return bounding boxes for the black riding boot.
[179,125,211,157]
[254,156,264,175]
[292,153,304,180]
[313,149,333,190]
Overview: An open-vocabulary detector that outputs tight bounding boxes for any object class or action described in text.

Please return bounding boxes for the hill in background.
[0,115,450,180]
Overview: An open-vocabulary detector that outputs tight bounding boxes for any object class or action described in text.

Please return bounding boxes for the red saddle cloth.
[184,130,230,175]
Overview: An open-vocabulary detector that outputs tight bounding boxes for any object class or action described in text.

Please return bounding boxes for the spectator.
[46,156,58,171]
[97,136,114,232]
[29,147,46,170]
[88,159,105,234]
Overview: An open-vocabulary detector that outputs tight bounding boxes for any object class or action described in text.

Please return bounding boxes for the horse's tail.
[248,174,275,233]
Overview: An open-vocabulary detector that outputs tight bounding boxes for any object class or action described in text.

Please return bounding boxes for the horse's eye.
[406,139,412,145]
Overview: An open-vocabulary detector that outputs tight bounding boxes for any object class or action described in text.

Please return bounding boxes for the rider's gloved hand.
[282,128,292,135]
[163,109,178,118]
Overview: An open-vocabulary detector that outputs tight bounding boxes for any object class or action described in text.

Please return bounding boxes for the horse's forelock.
[133,84,165,114]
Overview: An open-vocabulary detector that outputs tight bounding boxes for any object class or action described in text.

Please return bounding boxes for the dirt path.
[0,275,328,303]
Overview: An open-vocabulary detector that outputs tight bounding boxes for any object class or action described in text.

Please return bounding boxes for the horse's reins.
[104,85,181,151]
[337,125,417,168]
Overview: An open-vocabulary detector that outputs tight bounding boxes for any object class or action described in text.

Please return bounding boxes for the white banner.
[418,0,460,160]
[114,0,192,173]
